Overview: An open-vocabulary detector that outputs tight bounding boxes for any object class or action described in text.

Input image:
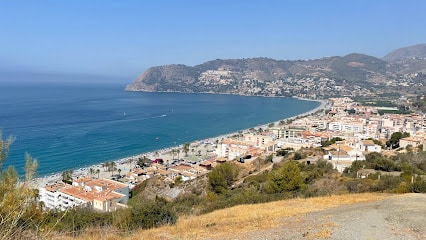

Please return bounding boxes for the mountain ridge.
[383,43,426,61]
[126,44,426,98]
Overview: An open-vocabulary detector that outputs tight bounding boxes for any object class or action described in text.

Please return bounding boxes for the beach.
[30,98,329,189]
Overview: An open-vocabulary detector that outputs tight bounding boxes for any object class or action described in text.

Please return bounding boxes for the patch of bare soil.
[236,193,426,240]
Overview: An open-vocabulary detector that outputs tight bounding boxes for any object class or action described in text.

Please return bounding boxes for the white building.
[357,140,382,153]
[39,177,129,212]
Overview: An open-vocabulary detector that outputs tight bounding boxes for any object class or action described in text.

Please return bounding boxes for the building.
[270,127,305,139]
[399,137,422,149]
[39,177,130,212]
[357,140,382,153]
[215,138,255,160]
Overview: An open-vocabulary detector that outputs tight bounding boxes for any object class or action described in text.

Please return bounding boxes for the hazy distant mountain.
[383,43,426,61]
[126,44,426,98]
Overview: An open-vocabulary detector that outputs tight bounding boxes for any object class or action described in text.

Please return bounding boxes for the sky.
[1,0,425,81]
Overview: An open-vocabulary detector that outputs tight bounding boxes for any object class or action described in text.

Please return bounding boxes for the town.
[38,96,426,212]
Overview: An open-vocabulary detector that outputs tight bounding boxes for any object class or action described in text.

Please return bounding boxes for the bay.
[0,82,319,177]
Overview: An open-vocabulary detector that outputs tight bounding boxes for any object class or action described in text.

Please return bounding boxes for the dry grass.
[61,193,392,240]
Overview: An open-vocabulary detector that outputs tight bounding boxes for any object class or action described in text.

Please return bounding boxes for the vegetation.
[207,162,239,194]
[321,137,344,147]
[0,131,42,240]
[61,170,73,184]
[411,95,426,112]
[1,128,426,238]
[386,131,410,149]
[265,161,305,194]
[276,147,293,157]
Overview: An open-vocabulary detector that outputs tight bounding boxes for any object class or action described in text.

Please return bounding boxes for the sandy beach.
[31,98,329,189]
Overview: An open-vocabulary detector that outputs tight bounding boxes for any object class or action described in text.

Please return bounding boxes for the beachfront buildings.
[215,134,277,160]
[39,177,129,212]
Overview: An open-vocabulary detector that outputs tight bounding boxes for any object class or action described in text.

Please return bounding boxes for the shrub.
[208,162,239,194]
[265,161,305,193]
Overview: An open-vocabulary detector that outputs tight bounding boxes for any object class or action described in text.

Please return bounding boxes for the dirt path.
[217,193,426,240]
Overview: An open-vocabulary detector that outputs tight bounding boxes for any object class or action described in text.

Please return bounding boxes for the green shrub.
[208,162,239,194]
[265,161,305,193]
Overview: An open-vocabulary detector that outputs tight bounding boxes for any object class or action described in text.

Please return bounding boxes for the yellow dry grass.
[63,193,392,240]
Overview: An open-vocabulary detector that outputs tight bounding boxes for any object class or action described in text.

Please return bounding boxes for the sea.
[0,82,320,177]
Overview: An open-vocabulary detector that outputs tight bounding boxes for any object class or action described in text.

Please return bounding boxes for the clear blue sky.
[1,0,425,80]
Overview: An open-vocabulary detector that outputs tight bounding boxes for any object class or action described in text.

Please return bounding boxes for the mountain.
[126,45,426,98]
[383,43,426,61]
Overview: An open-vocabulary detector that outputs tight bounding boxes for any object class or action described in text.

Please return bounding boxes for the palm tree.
[191,148,195,156]
[177,149,180,160]
[89,167,94,177]
[118,168,122,177]
[129,158,133,169]
[110,161,117,176]
[101,162,107,171]
[96,169,100,179]
[204,144,208,155]
[171,149,176,160]
[183,143,190,157]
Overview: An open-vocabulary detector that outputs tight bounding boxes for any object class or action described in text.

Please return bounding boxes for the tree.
[118,168,122,177]
[265,161,305,193]
[96,169,100,179]
[171,149,176,160]
[386,132,410,149]
[208,162,239,194]
[89,167,95,177]
[129,158,134,170]
[0,131,14,170]
[293,152,303,160]
[101,162,107,171]
[321,137,344,147]
[137,156,151,167]
[62,170,73,184]
[110,161,117,176]
[0,132,42,239]
[24,153,38,182]
[183,143,190,157]
[174,175,183,185]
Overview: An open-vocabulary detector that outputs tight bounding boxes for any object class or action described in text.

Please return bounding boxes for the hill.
[60,193,426,240]
[126,44,426,98]
[383,43,426,61]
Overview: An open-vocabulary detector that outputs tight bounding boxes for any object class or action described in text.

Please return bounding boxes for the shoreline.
[30,98,329,189]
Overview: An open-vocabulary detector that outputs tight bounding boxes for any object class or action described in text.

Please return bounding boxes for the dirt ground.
[212,193,426,240]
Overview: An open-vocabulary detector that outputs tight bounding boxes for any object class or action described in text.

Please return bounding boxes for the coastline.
[30,98,329,189]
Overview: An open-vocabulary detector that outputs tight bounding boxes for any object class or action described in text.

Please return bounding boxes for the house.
[357,140,382,153]
[399,137,422,149]
[39,178,130,212]
[323,143,365,172]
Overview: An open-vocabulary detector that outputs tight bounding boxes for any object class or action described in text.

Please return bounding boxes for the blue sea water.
[0,82,319,177]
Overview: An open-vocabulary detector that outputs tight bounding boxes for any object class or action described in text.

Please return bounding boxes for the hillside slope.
[62,193,426,240]
[383,43,426,61]
[132,193,425,240]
